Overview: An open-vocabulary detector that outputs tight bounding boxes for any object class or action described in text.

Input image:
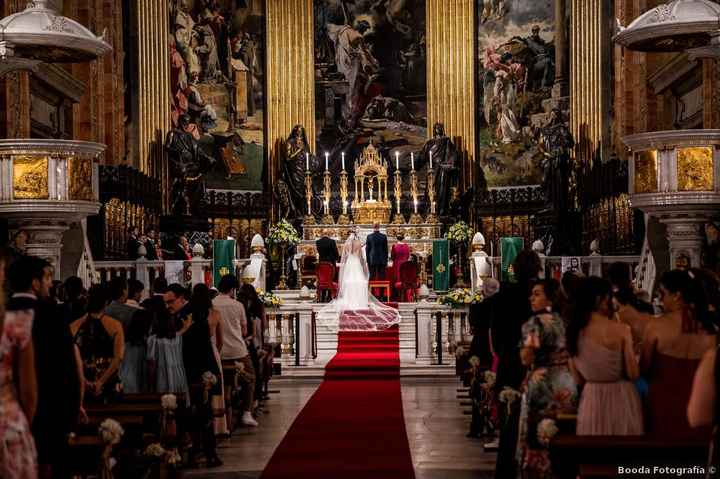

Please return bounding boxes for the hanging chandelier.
[0,0,111,75]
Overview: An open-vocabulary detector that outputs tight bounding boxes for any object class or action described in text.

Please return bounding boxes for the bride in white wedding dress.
[316,229,401,332]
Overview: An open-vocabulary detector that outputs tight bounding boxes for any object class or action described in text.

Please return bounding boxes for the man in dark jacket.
[8,255,81,479]
[365,222,388,280]
[315,229,340,265]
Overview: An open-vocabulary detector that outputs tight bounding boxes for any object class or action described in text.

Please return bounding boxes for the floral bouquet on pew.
[257,288,282,307]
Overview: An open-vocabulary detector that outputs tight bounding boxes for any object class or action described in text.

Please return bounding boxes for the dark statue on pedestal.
[539,108,574,212]
[165,114,216,217]
[421,122,460,218]
[278,124,316,220]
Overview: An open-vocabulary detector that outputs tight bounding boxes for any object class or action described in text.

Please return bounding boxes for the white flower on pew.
[483,371,496,389]
[98,418,124,445]
[537,418,559,446]
[499,387,520,404]
[166,448,182,465]
[468,356,480,368]
[144,443,166,458]
[161,394,178,410]
[202,371,218,388]
[455,346,466,358]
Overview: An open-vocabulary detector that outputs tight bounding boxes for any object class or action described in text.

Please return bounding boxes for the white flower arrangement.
[267,219,301,247]
[446,221,473,243]
[468,355,481,368]
[537,418,559,446]
[202,371,218,387]
[499,387,521,404]
[484,370,496,389]
[144,443,166,458]
[161,394,177,410]
[98,418,124,445]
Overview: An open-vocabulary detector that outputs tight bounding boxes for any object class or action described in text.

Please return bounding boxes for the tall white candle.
[395,151,399,170]
[414,199,418,214]
[306,152,309,171]
[429,151,433,169]
[411,152,415,170]
[325,152,329,171]
[342,152,345,171]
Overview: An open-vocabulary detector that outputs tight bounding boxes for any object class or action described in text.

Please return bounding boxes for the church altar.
[298,142,443,258]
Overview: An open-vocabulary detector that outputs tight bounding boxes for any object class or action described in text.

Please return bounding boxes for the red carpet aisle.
[260,321,415,479]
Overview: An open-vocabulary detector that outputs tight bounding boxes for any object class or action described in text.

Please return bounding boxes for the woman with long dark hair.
[641,270,716,439]
[567,277,643,435]
[517,279,577,478]
[183,283,222,467]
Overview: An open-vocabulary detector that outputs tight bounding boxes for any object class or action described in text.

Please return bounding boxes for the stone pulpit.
[352,143,391,224]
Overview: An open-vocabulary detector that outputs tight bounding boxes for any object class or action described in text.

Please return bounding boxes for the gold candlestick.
[426,169,438,223]
[392,169,404,224]
[409,169,422,224]
[322,169,334,224]
[304,170,315,224]
[338,169,350,224]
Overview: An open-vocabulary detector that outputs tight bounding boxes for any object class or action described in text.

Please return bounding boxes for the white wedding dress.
[316,234,401,332]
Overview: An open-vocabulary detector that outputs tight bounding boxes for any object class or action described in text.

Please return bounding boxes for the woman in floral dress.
[516,279,577,478]
[0,262,38,478]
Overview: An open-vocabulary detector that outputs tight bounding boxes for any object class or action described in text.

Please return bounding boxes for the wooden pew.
[550,434,709,479]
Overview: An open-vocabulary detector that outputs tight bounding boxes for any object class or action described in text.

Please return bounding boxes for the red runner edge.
[260,322,415,479]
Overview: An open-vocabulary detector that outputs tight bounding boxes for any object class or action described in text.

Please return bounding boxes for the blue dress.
[120,342,147,393]
[147,335,188,394]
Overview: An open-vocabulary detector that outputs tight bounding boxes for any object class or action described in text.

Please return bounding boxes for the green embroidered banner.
[433,239,450,292]
[213,240,236,287]
[500,237,524,282]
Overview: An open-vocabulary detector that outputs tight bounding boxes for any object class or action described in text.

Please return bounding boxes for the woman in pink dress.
[0,255,39,478]
[567,277,643,435]
[641,269,715,440]
[391,233,410,299]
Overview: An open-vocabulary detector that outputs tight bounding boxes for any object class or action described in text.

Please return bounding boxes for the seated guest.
[71,285,125,402]
[567,277,643,435]
[120,308,152,394]
[215,276,258,426]
[8,255,81,479]
[104,277,138,335]
[641,270,715,439]
[517,279,577,478]
[127,279,145,308]
[147,304,190,395]
[0,250,39,479]
[166,283,222,467]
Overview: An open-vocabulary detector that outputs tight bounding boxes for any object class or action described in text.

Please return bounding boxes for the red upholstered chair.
[316,262,338,302]
[395,261,419,302]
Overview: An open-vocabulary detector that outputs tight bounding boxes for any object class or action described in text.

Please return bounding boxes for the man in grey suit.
[365,222,388,280]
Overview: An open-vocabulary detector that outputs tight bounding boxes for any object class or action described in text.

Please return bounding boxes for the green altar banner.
[213,239,236,287]
[500,237,524,283]
[433,239,450,293]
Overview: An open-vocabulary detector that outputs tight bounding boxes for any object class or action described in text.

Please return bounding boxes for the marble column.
[415,304,436,365]
[553,0,568,98]
[298,307,315,365]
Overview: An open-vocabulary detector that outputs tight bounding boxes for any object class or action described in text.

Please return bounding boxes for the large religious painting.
[169,0,265,192]
[477,0,555,187]
[314,0,427,168]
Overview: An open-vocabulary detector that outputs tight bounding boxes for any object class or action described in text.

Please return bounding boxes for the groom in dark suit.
[366,222,388,280]
[316,229,340,265]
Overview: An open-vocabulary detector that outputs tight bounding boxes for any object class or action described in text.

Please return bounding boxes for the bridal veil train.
[316,231,401,332]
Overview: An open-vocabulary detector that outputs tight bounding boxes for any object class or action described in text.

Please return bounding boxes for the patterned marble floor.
[182,377,496,479]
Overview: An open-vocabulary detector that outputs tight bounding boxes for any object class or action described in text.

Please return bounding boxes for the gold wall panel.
[68,157,94,201]
[426,0,475,189]
[266,0,315,219]
[634,150,658,194]
[571,0,610,165]
[137,0,171,179]
[677,147,714,191]
[13,156,49,200]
